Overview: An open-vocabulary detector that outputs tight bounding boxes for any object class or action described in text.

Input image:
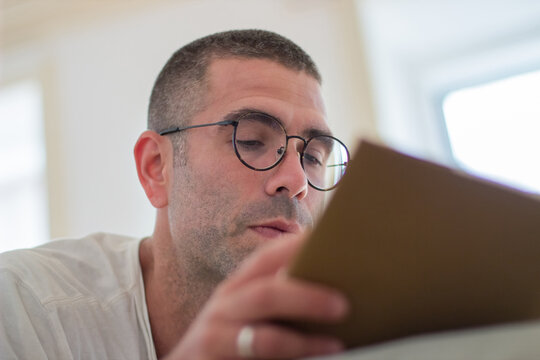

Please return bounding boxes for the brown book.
[288,140,540,349]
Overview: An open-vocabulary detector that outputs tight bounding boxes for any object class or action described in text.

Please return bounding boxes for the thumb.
[222,234,309,292]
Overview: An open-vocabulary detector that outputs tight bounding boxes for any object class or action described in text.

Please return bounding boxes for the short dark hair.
[147,29,321,163]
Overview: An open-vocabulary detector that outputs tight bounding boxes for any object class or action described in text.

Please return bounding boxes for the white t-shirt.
[0,233,156,360]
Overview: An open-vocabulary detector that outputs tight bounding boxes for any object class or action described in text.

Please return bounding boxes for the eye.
[303,152,324,167]
[304,136,335,169]
[236,139,266,152]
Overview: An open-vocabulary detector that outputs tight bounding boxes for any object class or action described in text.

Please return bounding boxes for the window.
[442,69,540,194]
[0,80,49,253]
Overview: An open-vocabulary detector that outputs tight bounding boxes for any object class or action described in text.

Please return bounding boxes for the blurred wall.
[358,0,540,163]
[1,0,378,240]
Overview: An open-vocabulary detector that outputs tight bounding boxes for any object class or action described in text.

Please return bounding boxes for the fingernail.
[330,294,349,317]
[321,339,345,354]
[276,266,288,279]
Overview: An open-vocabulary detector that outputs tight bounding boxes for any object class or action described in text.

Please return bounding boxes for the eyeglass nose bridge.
[278,135,307,159]
[273,135,310,186]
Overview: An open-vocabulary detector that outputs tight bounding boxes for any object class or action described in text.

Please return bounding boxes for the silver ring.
[236,325,255,358]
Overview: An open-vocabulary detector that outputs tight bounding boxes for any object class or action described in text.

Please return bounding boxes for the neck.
[140,236,218,358]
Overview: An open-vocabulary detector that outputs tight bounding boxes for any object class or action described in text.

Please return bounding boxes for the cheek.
[306,191,326,218]
[170,166,236,230]
[194,160,253,207]
[212,155,264,192]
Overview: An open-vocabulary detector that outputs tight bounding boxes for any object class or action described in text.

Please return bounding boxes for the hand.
[164,236,348,359]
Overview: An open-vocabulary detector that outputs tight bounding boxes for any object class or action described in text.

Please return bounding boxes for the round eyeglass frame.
[159,111,350,191]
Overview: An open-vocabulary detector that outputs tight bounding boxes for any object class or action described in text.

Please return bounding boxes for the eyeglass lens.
[233,113,348,190]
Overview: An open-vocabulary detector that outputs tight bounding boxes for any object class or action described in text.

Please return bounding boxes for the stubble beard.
[167,160,318,292]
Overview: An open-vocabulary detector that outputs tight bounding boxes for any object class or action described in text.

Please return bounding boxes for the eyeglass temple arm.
[159,120,235,136]
[327,162,348,168]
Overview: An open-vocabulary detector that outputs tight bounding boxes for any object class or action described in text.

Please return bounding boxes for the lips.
[248,220,301,238]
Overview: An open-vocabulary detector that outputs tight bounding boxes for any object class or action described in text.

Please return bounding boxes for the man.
[0,29,350,359]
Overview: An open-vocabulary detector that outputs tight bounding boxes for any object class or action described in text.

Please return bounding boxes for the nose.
[264,138,308,200]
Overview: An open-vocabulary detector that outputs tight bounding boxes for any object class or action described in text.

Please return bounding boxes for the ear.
[134,130,172,208]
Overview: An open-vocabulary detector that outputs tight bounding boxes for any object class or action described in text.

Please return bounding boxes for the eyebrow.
[223,107,333,138]
[223,108,260,122]
[303,127,333,139]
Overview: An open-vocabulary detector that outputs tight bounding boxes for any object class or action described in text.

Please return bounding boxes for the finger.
[219,277,348,323]
[251,323,344,359]
[222,235,307,292]
[180,321,343,359]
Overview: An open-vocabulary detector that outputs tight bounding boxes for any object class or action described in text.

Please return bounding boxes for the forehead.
[201,57,329,134]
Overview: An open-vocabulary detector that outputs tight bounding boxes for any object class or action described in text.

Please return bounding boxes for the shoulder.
[0,233,153,359]
[0,232,143,307]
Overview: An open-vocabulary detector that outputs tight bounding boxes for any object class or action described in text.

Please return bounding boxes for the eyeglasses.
[159,111,350,191]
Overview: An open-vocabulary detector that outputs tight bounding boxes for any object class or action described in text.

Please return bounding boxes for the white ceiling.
[361,0,540,61]
[0,0,172,49]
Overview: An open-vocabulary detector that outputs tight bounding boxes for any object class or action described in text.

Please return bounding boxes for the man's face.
[167,58,329,281]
